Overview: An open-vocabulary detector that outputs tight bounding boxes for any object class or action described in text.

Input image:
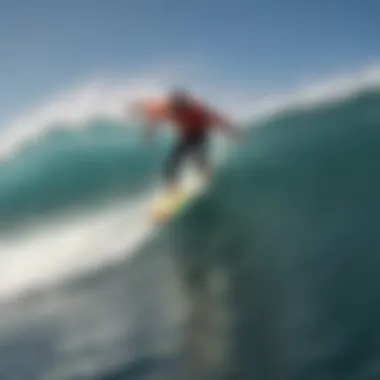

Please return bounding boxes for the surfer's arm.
[135,100,168,141]
[208,109,241,138]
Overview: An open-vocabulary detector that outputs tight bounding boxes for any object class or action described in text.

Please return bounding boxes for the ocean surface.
[2,83,380,380]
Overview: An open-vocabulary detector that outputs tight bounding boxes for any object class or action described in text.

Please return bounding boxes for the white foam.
[2,63,380,161]
[236,65,380,123]
[0,197,155,300]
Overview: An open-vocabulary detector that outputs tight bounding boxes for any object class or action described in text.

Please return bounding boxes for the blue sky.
[1,0,379,124]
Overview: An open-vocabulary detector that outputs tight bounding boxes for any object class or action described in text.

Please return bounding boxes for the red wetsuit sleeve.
[189,100,225,128]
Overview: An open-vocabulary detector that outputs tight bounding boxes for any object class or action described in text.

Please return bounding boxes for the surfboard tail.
[151,179,207,224]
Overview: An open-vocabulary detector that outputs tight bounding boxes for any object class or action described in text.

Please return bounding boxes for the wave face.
[165,87,380,379]
[2,83,380,380]
[0,121,171,230]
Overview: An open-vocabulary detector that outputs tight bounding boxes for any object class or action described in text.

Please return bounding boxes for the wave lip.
[2,64,380,161]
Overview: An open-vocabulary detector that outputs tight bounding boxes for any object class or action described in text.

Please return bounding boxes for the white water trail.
[0,196,157,301]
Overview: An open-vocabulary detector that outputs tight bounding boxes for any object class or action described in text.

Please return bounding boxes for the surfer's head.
[169,88,190,110]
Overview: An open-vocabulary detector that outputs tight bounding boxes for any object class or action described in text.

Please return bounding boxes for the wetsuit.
[164,103,213,183]
[142,98,230,185]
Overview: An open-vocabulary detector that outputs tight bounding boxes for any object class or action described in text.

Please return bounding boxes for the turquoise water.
[1,87,380,379]
[0,121,170,230]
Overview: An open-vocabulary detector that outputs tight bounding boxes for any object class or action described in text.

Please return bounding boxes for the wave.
[2,68,380,379]
[1,65,380,302]
[0,122,170,231]
[156,86,380,379]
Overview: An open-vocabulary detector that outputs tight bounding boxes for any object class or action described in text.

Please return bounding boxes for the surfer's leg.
[164,139,188,192]
[193,132,212,182]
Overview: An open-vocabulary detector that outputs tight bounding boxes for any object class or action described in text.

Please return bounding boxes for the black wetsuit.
[164,128,209,184]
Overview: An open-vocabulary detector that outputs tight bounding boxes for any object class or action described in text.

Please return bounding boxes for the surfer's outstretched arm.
[132,99,168,142]
[126,101,153,138]
[208,109,241,139]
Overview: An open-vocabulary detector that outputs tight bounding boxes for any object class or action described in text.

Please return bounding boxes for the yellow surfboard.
[151,177,207,224]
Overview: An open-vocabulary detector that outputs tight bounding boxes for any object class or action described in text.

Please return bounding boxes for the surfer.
[137,88,240,192]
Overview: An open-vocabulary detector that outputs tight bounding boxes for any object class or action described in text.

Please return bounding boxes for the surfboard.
[151,177,207,224]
